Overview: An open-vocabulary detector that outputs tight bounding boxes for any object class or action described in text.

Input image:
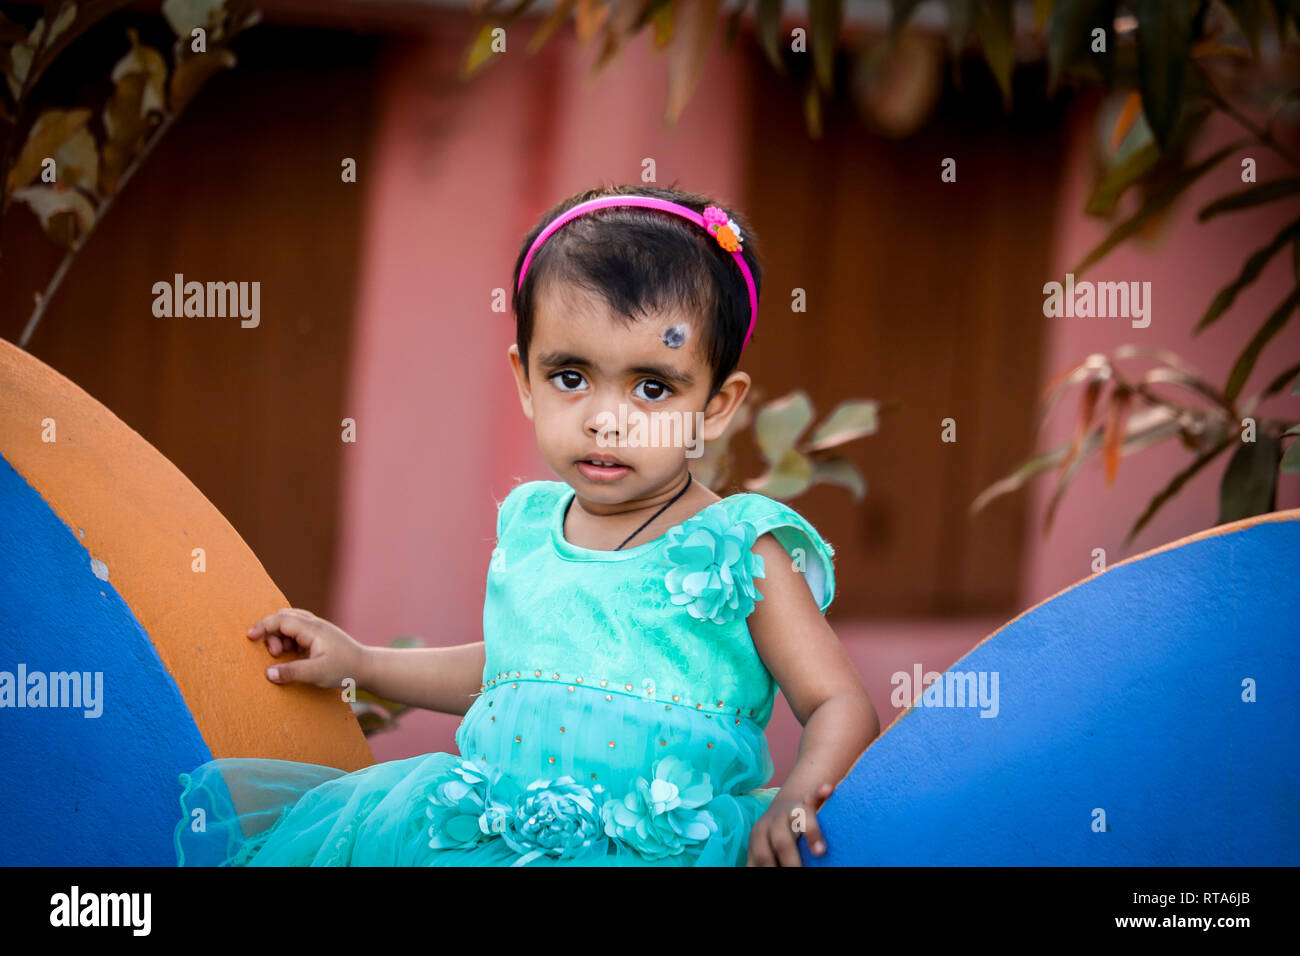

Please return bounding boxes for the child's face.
[508,280,749,503]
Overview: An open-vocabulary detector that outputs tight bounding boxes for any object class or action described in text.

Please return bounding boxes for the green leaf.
[1044,425,1100,533]
[1222,0,1263,58]
[802,72,823,139]
[971,446,1066,516]
[1073,140,1246,274]
[6,107,93,194]
[809,0,843,95]
[810,457,867,500]
[1198,178,1300,221]
[755,0,785,72]
[351,701,397,735]
[1048,0,1112,94]
[1223,0,1263,57]
[13,183,96,248]
[168,45,236,114]
[754,391,814,464]
[665,0,722,125]
[1251,359,1300,404]
[6,16,45,100]
[1293,370,1300,394]
[723,0,745,49]
[889,0,927,39]
[1088,101,1212,217]
[1219,432,1280,523]
[944,0,976,57]
[1135,0,1197,147]
[353,689,409,716]
[1224,285,1300,403]
[162,0,227,39]
[1282,438,1300,474]
[805,399,879,450]
[744,447,814,498]
[460,20,499,78]
[1087,141,1159,216]
[1124,436,1231,545]
[974,0,1015,106]
[1198,220,1300,332]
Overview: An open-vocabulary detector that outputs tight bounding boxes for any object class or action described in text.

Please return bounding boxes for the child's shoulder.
[494,479,568,540]
[720,491,837,614]
[722,492,835,554]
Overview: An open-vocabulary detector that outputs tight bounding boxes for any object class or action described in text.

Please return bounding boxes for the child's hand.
[246,607,368,690]
[746,782,835,867]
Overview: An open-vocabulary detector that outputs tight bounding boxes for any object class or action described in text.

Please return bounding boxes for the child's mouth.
[577,460,630,482]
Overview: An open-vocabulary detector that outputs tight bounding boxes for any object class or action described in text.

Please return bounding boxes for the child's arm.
[248,608,486,716]
[359,642,486,716]
[744,534,881,867]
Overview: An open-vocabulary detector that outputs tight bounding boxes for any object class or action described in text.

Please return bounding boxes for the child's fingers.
[267,635,301,657]
[802,814,827,857]
[772,827,803,867]
[809,781,835,810]
[266,655,331,688]
[248,608,318,648]
[747,827,778,867]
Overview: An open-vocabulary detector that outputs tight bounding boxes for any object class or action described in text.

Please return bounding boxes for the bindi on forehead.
[661,324,690,349]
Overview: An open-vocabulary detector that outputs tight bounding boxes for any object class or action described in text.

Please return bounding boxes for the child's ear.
[700,370,750,442]
[507,344,534,421]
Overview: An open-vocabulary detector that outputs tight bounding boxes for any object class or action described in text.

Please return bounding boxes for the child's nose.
[585,398,625,442]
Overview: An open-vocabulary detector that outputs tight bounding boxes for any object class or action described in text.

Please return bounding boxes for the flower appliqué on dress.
[427,756,719,865]
[601,755,718,859]
[500,776,608,865]
[425,759,509,850]
[662,503,765,625]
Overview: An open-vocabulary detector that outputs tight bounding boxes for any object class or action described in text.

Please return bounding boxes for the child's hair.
[510,183,763,402]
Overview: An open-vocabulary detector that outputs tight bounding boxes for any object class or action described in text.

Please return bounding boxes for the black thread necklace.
[564,473,693,551]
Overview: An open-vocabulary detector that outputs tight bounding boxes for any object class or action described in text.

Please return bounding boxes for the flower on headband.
[702,205,743,253]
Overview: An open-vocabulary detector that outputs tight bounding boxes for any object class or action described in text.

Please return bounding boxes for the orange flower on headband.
[702,205,742,253]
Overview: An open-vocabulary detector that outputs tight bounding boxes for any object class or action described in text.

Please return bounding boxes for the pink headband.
[516,195,759,351]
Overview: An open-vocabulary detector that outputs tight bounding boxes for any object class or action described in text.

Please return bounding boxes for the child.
[173,184,880,867]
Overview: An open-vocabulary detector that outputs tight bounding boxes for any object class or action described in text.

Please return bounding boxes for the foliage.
[692,385,882,501]
[970,345,1299,542]
[964,2,1300,537]
[1,0,261,348]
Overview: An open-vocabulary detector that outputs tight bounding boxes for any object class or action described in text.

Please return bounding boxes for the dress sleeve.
[495,480,539,542]
[741,497,837,614]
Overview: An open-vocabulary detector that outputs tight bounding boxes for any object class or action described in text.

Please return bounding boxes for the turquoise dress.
[174,479,836,866]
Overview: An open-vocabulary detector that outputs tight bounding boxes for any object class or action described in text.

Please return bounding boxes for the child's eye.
[551,370,587,392]
[634,379,672,402]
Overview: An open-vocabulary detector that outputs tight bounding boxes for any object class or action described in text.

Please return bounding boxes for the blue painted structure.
[0,456,214,866]
[805,515,1300,865]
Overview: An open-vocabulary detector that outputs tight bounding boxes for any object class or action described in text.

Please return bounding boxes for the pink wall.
[1023,101,1300,608]
[332,26,1299,787]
